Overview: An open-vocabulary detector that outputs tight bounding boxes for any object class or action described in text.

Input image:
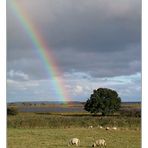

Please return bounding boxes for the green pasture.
[7,112,140,129]
[8,127,140,148]
[7,105,141,148]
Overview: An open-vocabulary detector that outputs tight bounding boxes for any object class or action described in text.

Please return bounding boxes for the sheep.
[98,125,103,129]
[112,127,117,130]
[105,127,110,130]
[68,138,80,146]
[92,139,106,147]
[88,125,93,129]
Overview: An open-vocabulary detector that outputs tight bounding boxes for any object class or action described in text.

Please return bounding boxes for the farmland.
[8,127,140,148]
[7,102,141,148]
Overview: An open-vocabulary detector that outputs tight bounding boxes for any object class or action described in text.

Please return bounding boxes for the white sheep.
[105,127,110,130]
[92,139,106,147]
[98,125,103,129]
[88,125,93,129]
[112,127,117,130]
[68,138,80,146]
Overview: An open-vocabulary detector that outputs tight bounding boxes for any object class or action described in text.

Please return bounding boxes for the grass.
[7,103,141,147]
[8,127,141,148]
[7,112,141,129]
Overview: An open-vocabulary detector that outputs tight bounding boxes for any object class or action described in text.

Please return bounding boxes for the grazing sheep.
[112,127,117,130]
[98,126,103,129]
[88,125,93,129]
[68,138,80,146]
[105,127,110,130]
[92,139,106,147]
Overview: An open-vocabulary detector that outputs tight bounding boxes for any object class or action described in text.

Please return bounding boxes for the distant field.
[18,106,85,113]
[8,127,141,148]
[8,102,85,113]
[7,101,141,113]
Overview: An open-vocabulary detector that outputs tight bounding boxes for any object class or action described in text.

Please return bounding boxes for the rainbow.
[8,0,69,103]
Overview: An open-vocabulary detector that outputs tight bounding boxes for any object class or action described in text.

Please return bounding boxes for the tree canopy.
[84,88,121,115]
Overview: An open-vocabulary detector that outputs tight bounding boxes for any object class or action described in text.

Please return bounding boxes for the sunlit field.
[7,102,141,148]
[8,127,140,148]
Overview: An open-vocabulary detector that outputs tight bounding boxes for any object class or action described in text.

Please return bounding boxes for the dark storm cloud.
[7,0,141,79]
[56,44,141,77]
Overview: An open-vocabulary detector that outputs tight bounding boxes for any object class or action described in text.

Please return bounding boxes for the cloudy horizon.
[7,0,141,102]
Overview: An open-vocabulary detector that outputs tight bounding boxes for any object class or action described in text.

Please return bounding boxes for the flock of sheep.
[89,125,117,131]
[68,137,106,147]
[68,125,118,147]
[92,139,106,147]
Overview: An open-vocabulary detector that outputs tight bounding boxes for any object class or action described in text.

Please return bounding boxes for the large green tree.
[84,88,121,115]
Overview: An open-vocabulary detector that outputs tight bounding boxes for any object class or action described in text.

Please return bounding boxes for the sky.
[7,0,141,102]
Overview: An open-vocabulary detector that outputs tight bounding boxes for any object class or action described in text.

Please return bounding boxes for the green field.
[7,103,141,148]
[7,112,140,128]
[8,127,140,148]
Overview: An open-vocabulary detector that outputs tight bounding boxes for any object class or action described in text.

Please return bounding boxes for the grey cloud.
[55,44,141,77]
[23,0,141,52]
[7,58,49,79]
[7,0,141,50]
[7,0,141,79]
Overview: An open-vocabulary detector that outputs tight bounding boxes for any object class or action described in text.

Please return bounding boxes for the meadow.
[7,102,141,148]
[8,127,140,148]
